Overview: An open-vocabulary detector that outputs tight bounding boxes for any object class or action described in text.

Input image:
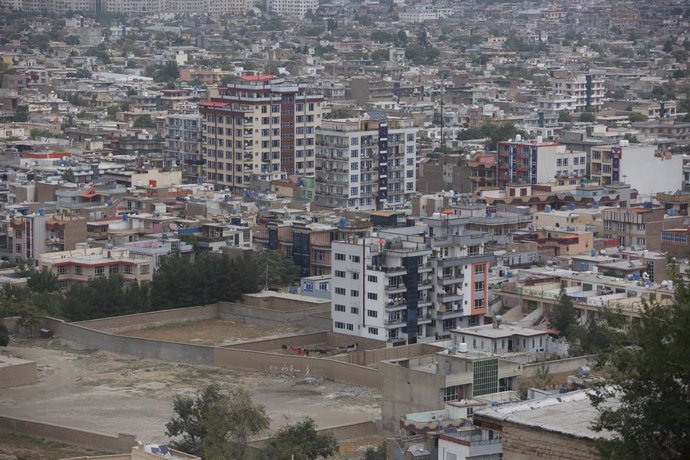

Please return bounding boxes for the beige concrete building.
[199,76,323,192]
[39,246,154,287]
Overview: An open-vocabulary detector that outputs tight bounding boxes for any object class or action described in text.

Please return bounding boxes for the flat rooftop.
[452,324,546,339]
[475,390,615,440]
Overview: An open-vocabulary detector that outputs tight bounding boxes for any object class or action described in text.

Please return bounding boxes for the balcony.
[437,291,463,303]
[386,284,407,294]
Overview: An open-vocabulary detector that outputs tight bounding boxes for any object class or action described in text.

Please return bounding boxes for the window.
[352,255,360,263]
[335,253,346,261]
[367,275,378,283]
[367,309,378,318]
[351,289,360,297]
[352,272,360,280]
[474,298,485,309]
[335,304,346,312]
[335,270,346,278]
[140,265,150,275]
[473,358,499,396]
[124,265,133,274]
[95,266,105,277]
[367,292,378,300]
[351,137,359,145]
[474,281,485,292]
[347,323,354,331]
[474,264,485,274]
[334,321,345,329]
[368,327,378,335]
[351,307,359,314]
[75,266,83,275]
[335,287,346,295]
[442,385,461,402]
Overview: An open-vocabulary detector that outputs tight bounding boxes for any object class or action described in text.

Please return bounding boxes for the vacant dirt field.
[120,319,301,346]
[0,339,381,449]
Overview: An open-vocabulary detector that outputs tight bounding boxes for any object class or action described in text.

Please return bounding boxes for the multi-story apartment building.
[550,71,605,112]
[267,0,317,19]
[6,211,87,262]
[315,116,417,211]
[589,142,682,196]
[602,204,682,251]
[101,0,165,13]
[164,113,203,183]
[497,137,586,187]
[424,215,493,334]
[1,0,94,12]
[254,219,372,276]
[330,236,434,344]
[199,76,323,192]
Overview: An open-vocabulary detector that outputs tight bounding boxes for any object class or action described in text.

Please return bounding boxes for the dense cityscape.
[0,0,688,459]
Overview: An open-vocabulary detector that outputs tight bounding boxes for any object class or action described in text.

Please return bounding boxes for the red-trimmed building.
[199,75,323,192]
[39,246,154,288]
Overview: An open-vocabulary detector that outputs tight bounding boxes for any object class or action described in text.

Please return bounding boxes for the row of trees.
[0,250,301,323]
[166,384,340,459]
[456,122,528,150]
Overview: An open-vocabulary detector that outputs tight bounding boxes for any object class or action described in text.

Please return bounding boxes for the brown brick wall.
[502,423,599,460]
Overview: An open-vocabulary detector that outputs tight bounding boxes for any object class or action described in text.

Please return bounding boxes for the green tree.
[628,112,648,122]
[589,283,690,459]
[166,384,269,458]
[62,168,76,182]
[548,288,577,337]
[364,443,386,460]
[0,323,8,346]
[202,387,270,459]
[264,417,338,460]
[65,35,80,45]
[253,250,301,287]
[133,115,156,129]
[16,304,44,338]
[534,363,553,389]
[558,110,572,122]
[27,268,60,293]
[579,111,596,122]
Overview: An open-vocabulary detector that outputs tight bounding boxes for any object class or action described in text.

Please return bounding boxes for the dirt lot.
[119,319,301,346]
[0,339,381,449]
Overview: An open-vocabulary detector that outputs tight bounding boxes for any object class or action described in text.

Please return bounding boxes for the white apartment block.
[551,72,605,112]
[1,0,94,12]
[497,137,585,186]
[590,141,682,196]
[199,76,323,191]
[315,116,417,211]
[268,0,318,19]
[331,237,433,344]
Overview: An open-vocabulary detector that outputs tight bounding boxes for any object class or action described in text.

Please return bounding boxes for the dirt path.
[0,340,381,445]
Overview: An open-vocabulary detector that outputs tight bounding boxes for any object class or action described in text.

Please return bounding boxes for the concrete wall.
[0,358,36,388]
[240,294,330,311]
[61,322,216,365]
[225,331,385,353]
[74,305,219,333]
[218,301,331,329]
[0,415,136,453]
[213,347,382,388]
[54,319,381,388]
[379,360,446,432]
[336,343,443,367]
[521,355,593,378]
[501,422,599,460]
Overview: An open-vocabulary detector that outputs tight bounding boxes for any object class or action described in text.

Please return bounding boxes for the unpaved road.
[0,340,380,444]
